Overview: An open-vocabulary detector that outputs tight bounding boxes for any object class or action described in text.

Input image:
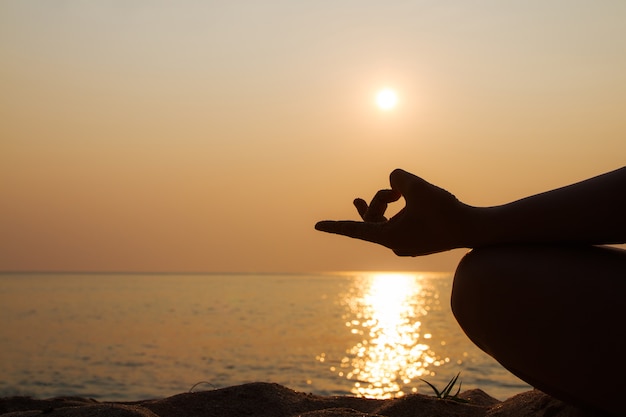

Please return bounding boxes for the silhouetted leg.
[451,245,626,416]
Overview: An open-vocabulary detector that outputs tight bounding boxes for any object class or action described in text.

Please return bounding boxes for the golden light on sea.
[331,272,445,398]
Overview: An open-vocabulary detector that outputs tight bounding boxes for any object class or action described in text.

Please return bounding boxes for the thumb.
[389,169,436,198]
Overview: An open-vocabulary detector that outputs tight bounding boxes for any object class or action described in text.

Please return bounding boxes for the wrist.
[459,205,497,249]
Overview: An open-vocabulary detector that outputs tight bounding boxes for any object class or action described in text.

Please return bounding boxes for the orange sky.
[2,2,626,273]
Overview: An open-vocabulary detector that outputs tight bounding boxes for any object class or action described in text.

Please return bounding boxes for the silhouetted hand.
[315,169,472,256]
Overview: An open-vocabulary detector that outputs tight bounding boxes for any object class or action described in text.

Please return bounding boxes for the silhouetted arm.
[468,166,626,248]
[315,166,626,256]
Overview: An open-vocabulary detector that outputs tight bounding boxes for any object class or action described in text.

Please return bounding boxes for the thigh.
[451,245,626,415]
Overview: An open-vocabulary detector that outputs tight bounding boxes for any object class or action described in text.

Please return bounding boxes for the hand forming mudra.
[314,166,626,415]
[315,169,473,256]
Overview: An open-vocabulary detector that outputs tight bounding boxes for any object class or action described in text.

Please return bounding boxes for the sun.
[376,88,398,111]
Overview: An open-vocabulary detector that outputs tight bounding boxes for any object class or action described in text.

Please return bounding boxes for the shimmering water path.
[0,272,529,401]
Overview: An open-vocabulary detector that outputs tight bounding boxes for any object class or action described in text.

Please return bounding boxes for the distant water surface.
[0,272,529,401]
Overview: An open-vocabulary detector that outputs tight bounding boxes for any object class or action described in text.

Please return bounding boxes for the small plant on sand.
[188,381,216,392]
[420,372,468,403]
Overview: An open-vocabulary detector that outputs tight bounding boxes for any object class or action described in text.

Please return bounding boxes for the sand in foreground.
[0,382,598,417]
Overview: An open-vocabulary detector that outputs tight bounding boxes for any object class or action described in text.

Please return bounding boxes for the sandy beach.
[0,382,598,417]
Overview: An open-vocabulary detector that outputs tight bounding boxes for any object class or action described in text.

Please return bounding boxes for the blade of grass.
[441,372,460,398]
[419,378,442,398]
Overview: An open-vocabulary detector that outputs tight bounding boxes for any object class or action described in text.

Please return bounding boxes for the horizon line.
[0,269,452,276]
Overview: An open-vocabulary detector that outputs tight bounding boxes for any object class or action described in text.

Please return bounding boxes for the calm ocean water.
[0,272,530,401]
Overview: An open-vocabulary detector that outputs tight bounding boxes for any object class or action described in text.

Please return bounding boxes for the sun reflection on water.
[326,272,446,398]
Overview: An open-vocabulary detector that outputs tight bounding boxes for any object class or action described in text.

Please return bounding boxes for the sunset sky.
[2,1,625,273]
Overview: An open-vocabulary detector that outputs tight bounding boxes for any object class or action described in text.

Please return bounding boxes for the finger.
[389,168,415,193]
[370,189,401,205]
[314,220,386,245]
[389,168,434,195]
[353,198,368,219]
[365,189,401,222]
[390,169,442,208]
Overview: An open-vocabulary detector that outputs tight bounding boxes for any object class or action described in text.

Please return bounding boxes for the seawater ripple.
[0,272,530,401]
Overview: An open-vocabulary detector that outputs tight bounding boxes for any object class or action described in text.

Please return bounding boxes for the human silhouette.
[316,166,626,415]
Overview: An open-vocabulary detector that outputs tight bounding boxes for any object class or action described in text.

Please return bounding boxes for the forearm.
[465,166,626,247]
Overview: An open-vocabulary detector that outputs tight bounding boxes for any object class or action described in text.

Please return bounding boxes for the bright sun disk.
[376,88,398,111]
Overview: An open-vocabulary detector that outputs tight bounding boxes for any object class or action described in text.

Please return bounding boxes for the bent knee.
[450,248,501,346]
[450,246,533,351]
[451,245,550,324]
[451,244,626,353]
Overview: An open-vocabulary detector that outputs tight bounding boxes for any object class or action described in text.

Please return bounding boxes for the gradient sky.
[2,1,626,273]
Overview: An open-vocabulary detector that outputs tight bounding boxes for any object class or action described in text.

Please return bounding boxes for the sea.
[0,272,530,401]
